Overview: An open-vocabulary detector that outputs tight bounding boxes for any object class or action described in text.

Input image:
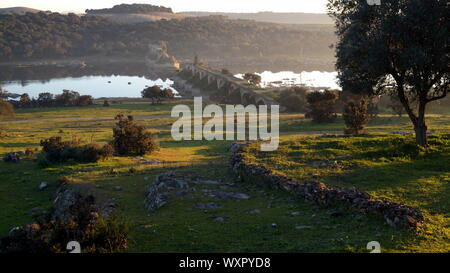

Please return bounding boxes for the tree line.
[85,4,173,14]
[10,90,93,108]
[0,12,335,62]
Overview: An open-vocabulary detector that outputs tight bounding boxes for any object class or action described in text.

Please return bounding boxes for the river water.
[0,64,340,99]
[235,71,340,89]
[0,75,178,99]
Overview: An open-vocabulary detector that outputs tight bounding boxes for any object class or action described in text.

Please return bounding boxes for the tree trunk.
[395,82,429,147]
[414,123,428,147]
[415,102,428,147]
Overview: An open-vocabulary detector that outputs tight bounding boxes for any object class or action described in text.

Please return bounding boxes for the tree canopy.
[328,0,449,146]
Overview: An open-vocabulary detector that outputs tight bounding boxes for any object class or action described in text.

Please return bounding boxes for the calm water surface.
[1,75,177,98]
[235,71,340,89]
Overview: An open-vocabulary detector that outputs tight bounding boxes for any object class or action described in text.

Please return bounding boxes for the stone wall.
[229,143,425,228]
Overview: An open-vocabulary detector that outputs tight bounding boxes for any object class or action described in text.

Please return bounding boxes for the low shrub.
[112,115,158,155]
[40,136,113,164]
[343,99,371,135]
[306,90,338,123]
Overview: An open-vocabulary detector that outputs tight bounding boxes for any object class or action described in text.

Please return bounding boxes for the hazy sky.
[0,0,329,14]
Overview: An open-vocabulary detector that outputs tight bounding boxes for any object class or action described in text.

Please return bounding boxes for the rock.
[193,179,221,185]
[38,182,48,190]
[194,202,223,209]
[329,210,344,217]
[233,193,250,200]
[144,172,190,211]
[291,211,303,217]
[228,142,245,153]
[247,209,262,215]
[3,152,21,163]
[212,217,228,222]
[26,207,46,217]
[271,223,278,228]
[207,190,250,200]
[113,186,122,191]
[295,226,313,230]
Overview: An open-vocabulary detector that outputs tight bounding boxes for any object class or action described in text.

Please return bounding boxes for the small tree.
[142,86,174,104]
[343,99,371,135]
[278,87,309,112]
[19,93,32,108]
[112,115,157,155]
[77,95,93,106]
[103,100,110,107]
[306,90,338,123]
[243,73,262,87]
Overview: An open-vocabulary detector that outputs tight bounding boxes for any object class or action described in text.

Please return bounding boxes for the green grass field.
[0,101,449,253]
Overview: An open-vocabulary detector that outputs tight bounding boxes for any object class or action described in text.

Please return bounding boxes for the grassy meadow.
[0,100,449,253]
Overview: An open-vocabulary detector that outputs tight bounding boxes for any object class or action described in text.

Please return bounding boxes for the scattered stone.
[38,182,48,191]
[206,190,250,200]
[26,207,46,217]
[233,193,250,200]
[247,209,262,215]
[291,211,303,217]
[193,179,221,185]
[295,226,313,230]
[194,202,223,209]
[144,172,189,211]
[329,210,344,217]
[271,223,278,228]
[3,152,21,163]
[113,186,122,191]
[212,217,228,222]
[227,142,246,154]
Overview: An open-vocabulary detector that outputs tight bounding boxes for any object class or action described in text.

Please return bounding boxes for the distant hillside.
[84,3,189,23]
[0,7,42,15]
[181,12,333,25]
[86,4,173,14]
[88,12,190,24]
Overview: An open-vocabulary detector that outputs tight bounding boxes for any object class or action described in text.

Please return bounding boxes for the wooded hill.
[0,12,336,63]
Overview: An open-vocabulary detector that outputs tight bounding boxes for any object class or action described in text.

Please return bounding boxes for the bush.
[306,90,338,123]
[40,136,113,163]
[0,99,15,118]
[0,194,129,253]
[278,87,308,112]
[343,99,371,135]
[112,115,158,155]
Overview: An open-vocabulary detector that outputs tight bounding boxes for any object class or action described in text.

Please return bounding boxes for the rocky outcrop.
[144,172,250,211]
[230,142,425,228]
[144,172,190,211]
[52,182,116,221]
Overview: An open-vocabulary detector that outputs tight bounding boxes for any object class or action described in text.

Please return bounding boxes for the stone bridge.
[183,64,279,107]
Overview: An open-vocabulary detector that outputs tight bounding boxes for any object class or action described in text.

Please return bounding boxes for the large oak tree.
[328,0,449,146]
